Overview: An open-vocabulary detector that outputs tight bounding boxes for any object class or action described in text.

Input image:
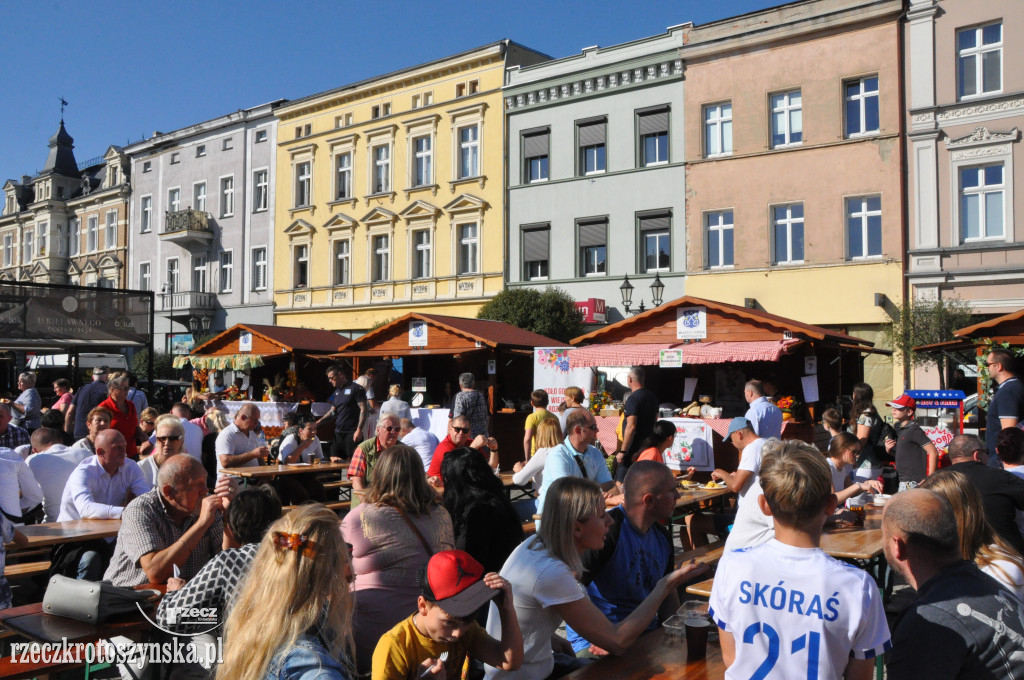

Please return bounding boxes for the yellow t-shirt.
[524,408,556,456]
[372,614,487,680]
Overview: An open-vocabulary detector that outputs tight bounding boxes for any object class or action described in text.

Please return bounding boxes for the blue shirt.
[745,396,783,439]
[535,437,612,517]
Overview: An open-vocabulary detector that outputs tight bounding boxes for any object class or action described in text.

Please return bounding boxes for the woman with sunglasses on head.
[139,414,185,489]
[217,504,355,680]
[137,407,159,457]
[341,444,455,675]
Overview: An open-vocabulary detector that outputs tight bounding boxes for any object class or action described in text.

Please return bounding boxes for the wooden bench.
[323,481,347,490]
[3,561,50,580]
[675,541,725,570]
[685,577,715,598]
[283,500,351,514]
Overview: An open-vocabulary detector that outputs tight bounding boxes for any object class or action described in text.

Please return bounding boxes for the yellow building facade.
[273,42,548,333]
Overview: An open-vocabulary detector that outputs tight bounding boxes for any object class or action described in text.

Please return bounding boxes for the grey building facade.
[504,26,687,322]
[125,102,284,353]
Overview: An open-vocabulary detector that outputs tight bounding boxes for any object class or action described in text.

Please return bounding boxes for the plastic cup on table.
[685,617,713,659]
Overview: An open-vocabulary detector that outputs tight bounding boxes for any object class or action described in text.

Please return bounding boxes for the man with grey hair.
[348,413,402,496]
[947,433,1024,555]
[453,372,489,437]
[9,371,41,430]
[215,403,269,478]
[744,379,783,439]
[884,488,1024,679]
[105,455,233,587]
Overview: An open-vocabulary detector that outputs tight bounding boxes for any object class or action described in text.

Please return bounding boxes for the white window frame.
[219,250,233,293]
[334,239,351,285]
[140,196,152,233]
[642,230,670,273]
[220,175,234,217]
[253,169,268,212]
[251,246,267,291]
[2,234,11,267]
[193,181,207,213]
[372,234,390,282]
[704,102,733,157]
[192,254,207,293]
[371,144,391,194]
[166,257,179,293]
[293,243,309,288]
[335,152,352,200]
[412,228,431,279]
[846,196,883,259]
[104,210,116,249]
[86,215,98,252]
[770,90,803,149]
[957,22,1002,100]
[294,161,311,207]
[168,187,181,214]
[142,161,152,173]
[457,125,479,179]
[69,218,80,256]
[959,163,1005,242]
[412,135,432,187]
[255,129,268,143]
[36,222,47,258]
[139,261,151,291]
[196,144,206,158]
[222,137,233,151]
[705,210,734,269]
[772,203,805,265]
[844,77,880,138]
[22,230,33,263]
[457,222,479,275]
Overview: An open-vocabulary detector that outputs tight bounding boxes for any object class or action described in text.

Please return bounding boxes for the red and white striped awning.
[568,340,801,368]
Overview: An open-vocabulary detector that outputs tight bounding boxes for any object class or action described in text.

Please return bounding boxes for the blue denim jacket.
[266,634,350,680]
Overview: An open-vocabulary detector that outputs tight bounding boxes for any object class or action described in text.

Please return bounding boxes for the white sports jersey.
[710,540,890,680]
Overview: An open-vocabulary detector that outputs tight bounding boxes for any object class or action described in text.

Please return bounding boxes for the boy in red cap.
[372,550,523,680]
[884,393,938,490]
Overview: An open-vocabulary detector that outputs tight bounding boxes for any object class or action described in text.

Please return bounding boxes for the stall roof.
[191,324,348,356]
[335,313,566,357]
[568,340,803,368]
[570,295,874,348]
[954,307,1024,342]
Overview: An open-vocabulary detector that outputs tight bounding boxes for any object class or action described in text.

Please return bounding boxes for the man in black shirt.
[947,433,1024,555]
[316,365,366,463]
[65,366,109,439]
[884,394,937,489]
[985,348,1024,468]
[616,366,659,482]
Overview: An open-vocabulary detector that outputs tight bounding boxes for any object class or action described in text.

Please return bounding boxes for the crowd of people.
[0,351,1021,679]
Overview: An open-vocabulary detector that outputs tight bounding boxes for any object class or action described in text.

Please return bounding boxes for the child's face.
[417,598,473,643]
[841,444,859,465]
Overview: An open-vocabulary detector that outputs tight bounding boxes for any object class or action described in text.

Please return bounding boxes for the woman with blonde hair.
[919,468,1024,600]
[378,384,411,421]
[341,444,454,674]
[217,504,354,680]
[484,476,706,680]
[512,417,563,491]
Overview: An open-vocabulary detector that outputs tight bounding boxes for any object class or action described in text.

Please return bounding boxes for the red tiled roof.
[340,313,567,351]
[193,323,348,355]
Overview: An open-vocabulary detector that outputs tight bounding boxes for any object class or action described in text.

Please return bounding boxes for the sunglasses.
[380,426,401,433]
[141,420,155,425]
[156,435,183,443]
[452,426,471,434]
[581,424,599,431]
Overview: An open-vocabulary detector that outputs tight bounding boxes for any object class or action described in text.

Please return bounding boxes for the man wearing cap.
[372,549,522,680]
[712,417,772,550]
[885,394,938,490]
[66,366,110,439]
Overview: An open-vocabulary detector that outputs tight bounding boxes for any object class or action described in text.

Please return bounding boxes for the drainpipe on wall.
[898,3,911,391]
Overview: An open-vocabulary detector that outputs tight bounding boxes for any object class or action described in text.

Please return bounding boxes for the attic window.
[56,187,64,198]
[143,161,152,173]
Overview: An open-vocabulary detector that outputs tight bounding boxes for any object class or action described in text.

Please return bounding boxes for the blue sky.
[1,0,783,181]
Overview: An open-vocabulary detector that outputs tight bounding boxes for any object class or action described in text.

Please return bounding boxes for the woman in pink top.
[635,421,697,480]
[51,379,73,416]
[341,444,454,675]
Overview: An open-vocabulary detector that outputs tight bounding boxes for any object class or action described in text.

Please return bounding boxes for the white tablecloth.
[362,407,450,441]
[211,400,331,428]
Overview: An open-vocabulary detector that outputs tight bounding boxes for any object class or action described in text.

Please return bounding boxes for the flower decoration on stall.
[588,390,612,415]
[262,372,299,402]
[776,396,795,412]
[536,348,571,374]
[193,368,210,390]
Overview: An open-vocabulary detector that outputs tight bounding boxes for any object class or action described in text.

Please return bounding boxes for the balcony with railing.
[160,209,213,248]
[159,289,215,312]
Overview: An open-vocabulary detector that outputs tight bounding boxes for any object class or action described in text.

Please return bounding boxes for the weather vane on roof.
[59,97,69,121]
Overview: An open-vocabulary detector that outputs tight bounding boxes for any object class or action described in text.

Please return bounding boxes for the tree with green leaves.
[130,348,177,380]
[882,297,973,389]
[477,286,584,343]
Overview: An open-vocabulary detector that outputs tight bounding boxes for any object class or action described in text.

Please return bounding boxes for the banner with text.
[534,347,595,412]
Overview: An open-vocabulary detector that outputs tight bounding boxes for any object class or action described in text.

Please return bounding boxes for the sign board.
[659,349,683,368]
[238,331,253,352]
[664,418,715,472]
[409,320,428,347]
[801,375,819,403]
[906,390,967,408]
[924,425,955,452]
[170,333,195,355]
[487,359,496,375]
[411,377,427,393]
[575,298,607,324]
[804,356,817,375]
[676,306,707,340]
[533,347,595,412]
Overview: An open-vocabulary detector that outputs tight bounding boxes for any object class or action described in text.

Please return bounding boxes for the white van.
[26,353,129,401]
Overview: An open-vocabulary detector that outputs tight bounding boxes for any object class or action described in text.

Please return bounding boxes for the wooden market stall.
[332,313,566,466]
[568,295,884,472]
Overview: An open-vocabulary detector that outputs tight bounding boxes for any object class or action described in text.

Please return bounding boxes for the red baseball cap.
[422,550,497,618]
[886,394,916,409]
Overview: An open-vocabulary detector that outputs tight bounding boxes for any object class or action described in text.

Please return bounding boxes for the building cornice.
[910,93,1024,132]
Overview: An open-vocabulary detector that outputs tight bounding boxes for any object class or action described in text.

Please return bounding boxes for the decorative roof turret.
[41,120,79,178]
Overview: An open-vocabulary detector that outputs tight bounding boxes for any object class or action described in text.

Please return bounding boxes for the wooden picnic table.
[674,485,732,510]
[220,461,348,480]
[563,627,725,680]
[820,505,883,560]
[4,519,122,551]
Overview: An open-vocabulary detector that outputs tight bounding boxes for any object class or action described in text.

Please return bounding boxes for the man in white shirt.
[711,417,772,551]
[0,448,43,524]
[536,409,619,520]
[26,428,90,522]
[399,418,439,471]
[140,415,186,488]
[744,380,783,439]
[126,373,148,415]
[56,429,150,579]
[215,403,268,478]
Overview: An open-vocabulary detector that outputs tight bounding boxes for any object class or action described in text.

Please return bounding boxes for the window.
[960,164,1004,240]
[22,231,32,262]
[2,235,10,266]
[639,214,671,272]
[845,77,879,137]
[413,136,432,186]
[705,211,734,268]
[55,225,66,256]
[36,222,46,257]
[334,240,351,285]
[193,255,207,292]
[293,245,309,288]
[456,83,466,98]
[458,223,479,275]
[638,107,670,166]
[373,145,391,193]
[168,188,181,213]
[140,197,152,233]
[57,186,64,198]
[252,247,267,290]
[846,196,882,258]
[139,262,151,291]
[704,103,732,157]
[255,130,268,143]
[196,145,206,158]
[770,90,802,148]
[458,126,479,178]
[219,251,233,292]
[253,170,268,212]
[295,124,311,139]
[335,113,353,129]
[105,211,116,248]
[577,119,606,175]
[194,182,207,212]
[413,91,433,108]
[412,230,431,279]
[220,177,234,217]
[222,138,233,151]
[412,94,421,109]
[577,220,606,276]
[166,258,179,293]
[335,153,352,200]
[371,103,391,119]
[372,235,390,282]
[69,218,80,256]
[142,161,152,173]
[294,161,311,207]
[958,22,1002,99]
[170,152,180,164]
[87,216,98,252]
[523,129,549,183]
[772,204,805,264]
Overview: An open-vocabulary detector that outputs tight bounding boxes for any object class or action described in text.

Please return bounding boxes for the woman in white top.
[484,476,705,680]
[511,419,562,521]
[826,433,882,506]
[378,384,411,421]
[921,468,1024,601]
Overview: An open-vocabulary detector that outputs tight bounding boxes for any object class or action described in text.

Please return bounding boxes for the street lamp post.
[619,272,665,316]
